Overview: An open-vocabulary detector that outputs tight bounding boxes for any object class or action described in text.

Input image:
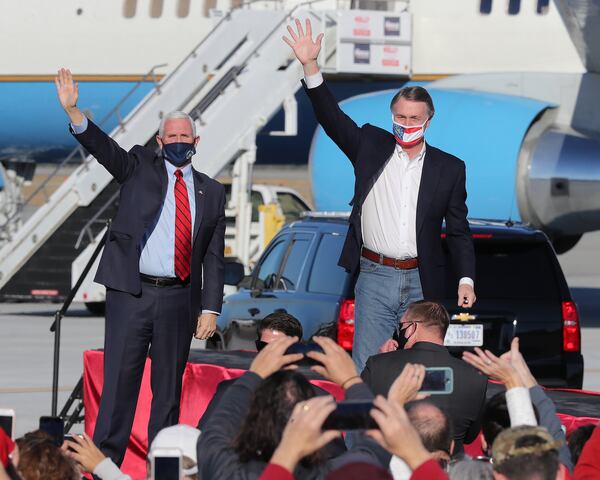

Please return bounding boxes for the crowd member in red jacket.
[573,425,600,479]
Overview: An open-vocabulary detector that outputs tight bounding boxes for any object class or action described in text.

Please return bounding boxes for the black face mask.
[395,322,417,349]
[162,142,196,167]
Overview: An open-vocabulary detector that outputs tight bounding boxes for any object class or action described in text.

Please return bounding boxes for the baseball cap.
[149,424,201,475]
[491,425,562,467]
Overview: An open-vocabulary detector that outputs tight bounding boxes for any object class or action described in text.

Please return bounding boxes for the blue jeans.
[352,256,424,373]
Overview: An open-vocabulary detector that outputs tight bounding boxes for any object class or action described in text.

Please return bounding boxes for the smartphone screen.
[39,416,64,446]
[154,456,180,480]
[0,414,14,438]
[322,401,378,430]
[420,368,453,394]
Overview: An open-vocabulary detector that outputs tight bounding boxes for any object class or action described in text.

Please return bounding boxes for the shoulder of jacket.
[427,145,465,169]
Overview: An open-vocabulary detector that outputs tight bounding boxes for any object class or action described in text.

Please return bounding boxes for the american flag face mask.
[392,117,427,148]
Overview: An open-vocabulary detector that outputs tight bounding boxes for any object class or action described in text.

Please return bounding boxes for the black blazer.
[72,120,226,317]
[361,342,488,449]
[304,80,475,300]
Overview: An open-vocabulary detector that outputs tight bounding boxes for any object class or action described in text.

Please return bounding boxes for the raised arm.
[55,68,138,183]
[283,19,362,164]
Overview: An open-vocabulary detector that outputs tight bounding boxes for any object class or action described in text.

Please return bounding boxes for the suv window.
[255,236,288,290]
[444,240,561,300]
[278,233,313,291]
[308,233,350,296]
[278,193,310,223]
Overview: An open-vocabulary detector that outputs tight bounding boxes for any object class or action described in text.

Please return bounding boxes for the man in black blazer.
[361,301,488,452]
[284,20,476,371]
[55,69,225,465]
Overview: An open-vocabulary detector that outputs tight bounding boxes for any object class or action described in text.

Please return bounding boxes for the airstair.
[0,6,340,298]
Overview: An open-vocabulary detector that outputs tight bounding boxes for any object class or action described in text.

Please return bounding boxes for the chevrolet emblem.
[452,312,477,322]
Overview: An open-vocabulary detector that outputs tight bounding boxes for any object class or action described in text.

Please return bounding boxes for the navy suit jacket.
[304,80,475,300]
[72,120,226,317]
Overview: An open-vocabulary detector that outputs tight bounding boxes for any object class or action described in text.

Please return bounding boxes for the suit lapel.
[192,170,205,246]
[157,157,168,204]
[358,132,396,207]
[416,144,441,236]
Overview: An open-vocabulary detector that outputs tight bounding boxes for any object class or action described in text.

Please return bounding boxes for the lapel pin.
[198,190,204,195]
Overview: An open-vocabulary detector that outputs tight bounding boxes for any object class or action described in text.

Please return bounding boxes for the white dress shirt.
[304,71,474,288]
[361,144,424,259]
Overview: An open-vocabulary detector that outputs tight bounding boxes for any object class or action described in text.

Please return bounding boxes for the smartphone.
[322,401,378,430]
[419,367,453,395]
[64,433,80,452]
[150,448,182,480]
[0,409,15,439]
[285,342,324,366]
[39,416,64,446]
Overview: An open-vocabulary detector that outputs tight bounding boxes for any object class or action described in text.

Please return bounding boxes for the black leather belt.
[140,273,188,287]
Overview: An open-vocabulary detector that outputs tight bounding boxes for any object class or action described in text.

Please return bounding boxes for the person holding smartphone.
[197,336,390,479]
[361,301,488,453]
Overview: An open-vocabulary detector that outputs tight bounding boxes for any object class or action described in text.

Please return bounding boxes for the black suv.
[218,214,584,388]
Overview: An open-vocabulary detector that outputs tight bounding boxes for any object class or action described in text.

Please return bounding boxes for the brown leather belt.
[361,247,418,270]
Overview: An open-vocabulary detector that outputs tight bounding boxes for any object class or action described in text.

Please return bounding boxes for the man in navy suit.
[55,68,225,465]
[284,20,476,372]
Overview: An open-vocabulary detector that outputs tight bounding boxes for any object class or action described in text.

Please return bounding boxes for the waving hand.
[283,18,323,76]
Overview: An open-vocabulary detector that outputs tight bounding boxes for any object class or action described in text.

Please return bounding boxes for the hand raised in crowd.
[62,432,106,474]
[388,363,429,406]
[282,18,323,74]
[195,312,217,340]
[249,336,303,379]
[499,337,538,388]
[54,68,85,125]
[368,395,433,471]
[463,346,524,389]
[307,336,362,389]
[269,396,341,472]
[458,282,477,308]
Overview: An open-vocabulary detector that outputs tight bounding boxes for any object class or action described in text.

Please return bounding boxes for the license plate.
[444,324,483,347]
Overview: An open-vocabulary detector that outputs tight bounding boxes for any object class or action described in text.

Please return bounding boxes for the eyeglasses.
[255,340,268,351]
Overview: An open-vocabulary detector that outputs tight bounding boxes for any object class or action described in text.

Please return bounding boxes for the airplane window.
[123,0,137,18]
[508,0,520,15]
[480,0,492,14]
[150,0,164,18]
[536,0,550,14]
[177,0,191,17]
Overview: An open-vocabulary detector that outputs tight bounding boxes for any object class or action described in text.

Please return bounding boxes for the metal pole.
[51,310,61,416]
[50,222,109,415]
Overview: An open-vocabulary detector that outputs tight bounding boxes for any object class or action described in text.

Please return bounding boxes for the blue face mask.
[162,142,196,167]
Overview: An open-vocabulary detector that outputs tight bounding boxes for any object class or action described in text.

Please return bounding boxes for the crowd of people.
[1,305,599,480]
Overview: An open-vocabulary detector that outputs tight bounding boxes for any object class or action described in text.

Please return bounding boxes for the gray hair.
[159,111,196,138]
[448,458,494,480]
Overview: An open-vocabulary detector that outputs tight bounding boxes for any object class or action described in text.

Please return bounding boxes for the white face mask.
[392,117,428,148]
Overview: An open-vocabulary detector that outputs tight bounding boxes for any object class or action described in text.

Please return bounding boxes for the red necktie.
[174,169,192,280]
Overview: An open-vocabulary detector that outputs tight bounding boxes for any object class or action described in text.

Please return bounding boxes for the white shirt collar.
[395,142,426,163]
[164,159,193,177]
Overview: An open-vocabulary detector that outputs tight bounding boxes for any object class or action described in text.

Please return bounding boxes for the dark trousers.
[93,282,193,466]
